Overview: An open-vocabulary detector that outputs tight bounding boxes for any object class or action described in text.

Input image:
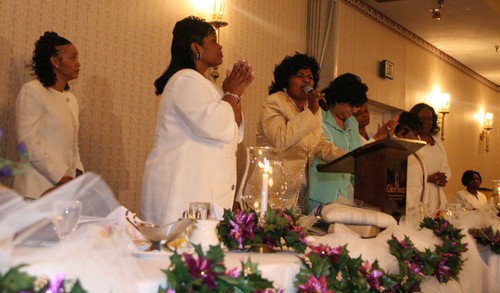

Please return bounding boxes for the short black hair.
[409,103,440,135]
[268,53,320,95]
[461,170,482,186]
[395,111,422,134]
[322,73,368,107]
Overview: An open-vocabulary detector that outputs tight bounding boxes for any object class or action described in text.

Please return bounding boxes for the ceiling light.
[432,9,441,20]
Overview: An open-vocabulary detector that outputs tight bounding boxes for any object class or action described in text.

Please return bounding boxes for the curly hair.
[268,53,320,95]
[31,31,72,88]
[322,73,368,107]
[154,16,215,95]
[461,170,482,186]
[409,103,440,136]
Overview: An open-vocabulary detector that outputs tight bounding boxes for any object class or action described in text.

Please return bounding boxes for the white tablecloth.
[6,207,500,293]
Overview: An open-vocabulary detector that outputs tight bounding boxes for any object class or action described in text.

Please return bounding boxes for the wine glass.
[52,200,82,241]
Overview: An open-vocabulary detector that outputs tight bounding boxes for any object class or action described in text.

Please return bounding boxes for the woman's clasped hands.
[222,59,254,98]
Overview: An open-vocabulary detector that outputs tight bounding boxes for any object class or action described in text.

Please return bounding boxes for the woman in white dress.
[454,170,487,210]
[141,16,254,224]
[410,103,451,213]
[14,32,84,199]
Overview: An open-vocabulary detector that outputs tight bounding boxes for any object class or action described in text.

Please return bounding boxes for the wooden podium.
[316,137,425,220]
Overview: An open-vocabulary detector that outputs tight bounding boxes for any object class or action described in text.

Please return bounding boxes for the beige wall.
[0,0,307,213]
[1,0,498,212]
[335,1,500,199]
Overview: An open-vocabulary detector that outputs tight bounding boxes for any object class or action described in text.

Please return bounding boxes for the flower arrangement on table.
[0,265,87,293]
[294,215,468,292]
[468,225,500,254]
[217,208,307,253]
[0,128,29,178]
[159,244,281,292]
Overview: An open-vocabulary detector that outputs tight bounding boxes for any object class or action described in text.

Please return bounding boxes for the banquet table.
[7,209,499,293]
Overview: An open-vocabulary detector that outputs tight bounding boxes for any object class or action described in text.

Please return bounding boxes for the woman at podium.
[308,73,369,212]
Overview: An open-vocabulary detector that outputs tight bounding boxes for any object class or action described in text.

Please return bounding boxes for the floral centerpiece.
[0,265,87,293]
[468,226,500,254]
[159,244,280,292]
[294,215,468,292]
[217,208,307,253]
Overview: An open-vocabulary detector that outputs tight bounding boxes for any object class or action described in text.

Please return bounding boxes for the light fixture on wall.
[208,0,228,82]
[479,112,494,152]
[437,93,450,141]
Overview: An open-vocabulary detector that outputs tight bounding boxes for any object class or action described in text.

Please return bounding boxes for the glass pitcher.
[238,147,288,216]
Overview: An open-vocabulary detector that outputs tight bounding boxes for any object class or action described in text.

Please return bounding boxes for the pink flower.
[360,260,383,290]
[183,253,217,289]
[298,275,333,293]
[225,267,240,278]
[229,210,256,249]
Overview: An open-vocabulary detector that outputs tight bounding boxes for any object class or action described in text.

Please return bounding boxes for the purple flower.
[16,142,27,154]
[360,260,383,290]
[46,273,65,293]
[297,275,333,293]
[166,289,176,293]
[407,261,424,276]
[0,166,13,177]
[183,253,217,289]
[225,267,240,278]
[435,258,450,280]
[229,210,256,249]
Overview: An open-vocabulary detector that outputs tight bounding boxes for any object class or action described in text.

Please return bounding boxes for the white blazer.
[140,69,243,224]
[14,80,83,199]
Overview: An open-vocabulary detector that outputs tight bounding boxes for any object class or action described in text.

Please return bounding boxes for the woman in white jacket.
[14,32,83,199]
[410,103,451,213]
[141,16,254,224]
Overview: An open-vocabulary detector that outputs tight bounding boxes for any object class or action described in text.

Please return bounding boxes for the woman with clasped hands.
[14,32,84,199]
[141,16,254,225]
[410,103,451,213]
[256,53,345,213]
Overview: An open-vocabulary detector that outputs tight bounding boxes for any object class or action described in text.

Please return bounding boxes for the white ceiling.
[361,0,500,87]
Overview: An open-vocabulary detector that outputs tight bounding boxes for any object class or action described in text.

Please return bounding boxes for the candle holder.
[238,147,288,217]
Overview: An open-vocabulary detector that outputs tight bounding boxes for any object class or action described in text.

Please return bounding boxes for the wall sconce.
[479,112,494,152]
[437,93,450,141]
[208,0,228,82]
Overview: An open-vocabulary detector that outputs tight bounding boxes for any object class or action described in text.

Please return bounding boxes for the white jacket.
[140,69,243,224]
[14,80,83,199]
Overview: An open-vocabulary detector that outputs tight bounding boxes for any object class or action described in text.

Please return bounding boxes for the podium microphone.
[304,85,329,111]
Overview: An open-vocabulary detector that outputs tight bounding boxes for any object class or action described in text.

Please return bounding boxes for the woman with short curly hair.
[14,31,83,199]
[256,53,345,213]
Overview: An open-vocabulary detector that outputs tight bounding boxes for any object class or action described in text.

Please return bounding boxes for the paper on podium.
[316,136,426,174]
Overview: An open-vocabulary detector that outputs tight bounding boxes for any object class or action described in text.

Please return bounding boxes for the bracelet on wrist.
[224,92,240,104]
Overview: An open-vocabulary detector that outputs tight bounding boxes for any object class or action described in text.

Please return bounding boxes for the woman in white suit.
[141,16,254,224]
[14,32,83,199]
[410,103,451,213]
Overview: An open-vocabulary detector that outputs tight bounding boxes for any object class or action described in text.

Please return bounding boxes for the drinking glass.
[52,200,82,241]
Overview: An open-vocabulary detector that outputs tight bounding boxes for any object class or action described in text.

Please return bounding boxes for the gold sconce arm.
[439,111,448,141]
[209,20,228,82]
[480,128,492,152]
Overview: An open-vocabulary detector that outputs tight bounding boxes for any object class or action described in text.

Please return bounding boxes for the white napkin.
[318,203,397,228]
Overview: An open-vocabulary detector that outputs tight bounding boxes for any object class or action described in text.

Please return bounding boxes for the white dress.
[454,190,487,210]
[14,80,83,199]
[405,152,428,215]
[140,69,243,224]
[417,135,451,213]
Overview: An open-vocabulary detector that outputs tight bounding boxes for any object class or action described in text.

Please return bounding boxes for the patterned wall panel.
[0,0,307,214]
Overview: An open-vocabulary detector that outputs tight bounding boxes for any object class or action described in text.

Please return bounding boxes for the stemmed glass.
[52,200,82,241]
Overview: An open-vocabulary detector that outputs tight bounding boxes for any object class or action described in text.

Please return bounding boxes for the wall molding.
[343,0,500,92]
